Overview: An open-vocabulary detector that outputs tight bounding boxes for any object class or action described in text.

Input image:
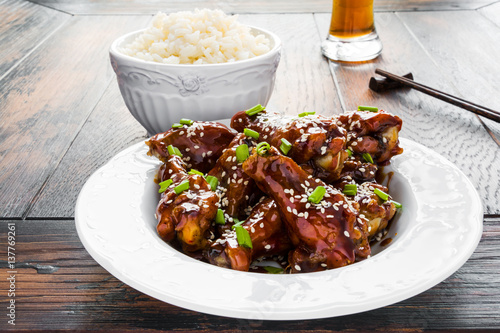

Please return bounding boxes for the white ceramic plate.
[75,137,483,320]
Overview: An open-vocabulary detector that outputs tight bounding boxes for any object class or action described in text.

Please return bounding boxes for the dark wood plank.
[397,10,500,140]
[315,12,500,214]
[0,15,151,219]
[28,0,499,15]
[28,13,342,218]
[1,217,498,330]
[0,0,69,78]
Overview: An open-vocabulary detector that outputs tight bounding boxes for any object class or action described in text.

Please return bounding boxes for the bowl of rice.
[110,9,281,135]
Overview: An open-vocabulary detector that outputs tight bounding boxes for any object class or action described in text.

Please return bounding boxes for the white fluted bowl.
[109,26,281,135]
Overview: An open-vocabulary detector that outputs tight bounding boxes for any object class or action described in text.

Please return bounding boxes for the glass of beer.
[321,0,382,62]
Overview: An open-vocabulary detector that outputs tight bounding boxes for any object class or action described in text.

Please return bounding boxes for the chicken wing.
[155,154,219,253]
[243,145,370,273]
[231,110,348,182]
[337,110,403,165]
[204,198,292,271]
[206,133,262,220]
[147,121,236,173]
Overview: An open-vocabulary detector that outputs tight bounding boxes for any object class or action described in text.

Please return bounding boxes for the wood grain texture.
[479,1,500,26]
[0,0,69,79]
[315,12,500,214]
[27,83,148,218]
[27,0,500,15]
[397,10,500,140]
[27,13,342,218]
[0,15,150,219]
[0,217,498,330]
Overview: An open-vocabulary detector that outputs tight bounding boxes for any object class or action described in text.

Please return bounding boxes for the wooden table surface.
[1,0,500,331]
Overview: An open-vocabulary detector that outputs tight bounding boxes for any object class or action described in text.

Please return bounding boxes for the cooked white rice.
[119,9,271,64]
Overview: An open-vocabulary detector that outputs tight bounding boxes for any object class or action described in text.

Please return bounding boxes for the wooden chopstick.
[374,69,500,123]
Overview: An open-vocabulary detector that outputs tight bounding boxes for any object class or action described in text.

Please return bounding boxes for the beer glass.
[321,0,382,62]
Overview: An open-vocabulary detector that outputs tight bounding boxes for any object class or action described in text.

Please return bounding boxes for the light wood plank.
[316,12,500,214]
[0,15,151,218]
[0,0,69,78]
[398,10,500,139]
[28,13,342,218]
[27,0,499,15]
[479,1,500,27]
[1,218,498,330]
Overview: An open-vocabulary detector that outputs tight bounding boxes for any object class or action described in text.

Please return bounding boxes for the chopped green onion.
[245,104,265,116]
[391,200,403,208]
[167,145,183,157]
[256,142,271,156]
[235,225,253,248]
[298,111,316,117]
[308,186,326,204]
[343,190,356,196]
[205,175,218,191]
[244,128,260,139]
[280,138,292,155]
[357,105,378,112]
[174,180,190,195]
[180,118,194,126]
[343,183,357,195]
[158,179,173,193]
[235,144,249,163]
[188,169,204,176]
[172,123,183,129]
[346,148,353,157]
[263,266,283,274]
[231,218,244,229]
[374,188,389,201]
[362,153,374,164]
[215,209,226,225]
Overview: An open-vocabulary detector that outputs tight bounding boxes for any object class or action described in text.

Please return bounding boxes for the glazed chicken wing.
[337,110,403,165]
[243,146,370,273]
[343,182,397,239]
[206,133,262,219]
[155,154,219,253]
[147,121,236,173]
[204,198,292,271]
[231,110,348,182]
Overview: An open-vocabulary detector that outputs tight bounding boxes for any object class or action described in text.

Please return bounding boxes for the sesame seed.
[265,245,271,250]
[260,223,264,228]
[321,263,327,267]
[200,133,204,137]
[179,131,184,135]
[359,167,366,172]
[194,145,200,149]
[294,265,301,271]
[351,142,358,146]
[251,227,255,233]
[287,206,292,212]
[344,231,350,237]
[292,208,298,215]
[304,212,309,219]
